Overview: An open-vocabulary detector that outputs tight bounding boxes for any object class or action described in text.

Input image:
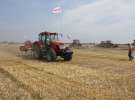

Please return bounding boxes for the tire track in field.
[0,60,90,99]
[0,59,92,99]
[0,67,42,100]
[13,60,95,100]
[14,60,85,86]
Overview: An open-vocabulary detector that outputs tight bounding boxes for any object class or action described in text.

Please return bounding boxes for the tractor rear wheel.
[32,45,42,59]
[46,48,57,61]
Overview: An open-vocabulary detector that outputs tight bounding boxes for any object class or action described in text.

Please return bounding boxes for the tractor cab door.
[40,34,51,48]
[46,35,51,45]
[38,34,48,48]
[39,34,47,43]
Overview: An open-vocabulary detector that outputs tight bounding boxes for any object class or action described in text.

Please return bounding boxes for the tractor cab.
[39,32,59,42]
[38,32,63,46]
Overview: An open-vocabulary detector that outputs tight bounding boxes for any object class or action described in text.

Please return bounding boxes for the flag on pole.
[52,7,62,14]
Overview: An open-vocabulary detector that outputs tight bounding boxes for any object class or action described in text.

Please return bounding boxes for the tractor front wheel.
[64,53,72,61]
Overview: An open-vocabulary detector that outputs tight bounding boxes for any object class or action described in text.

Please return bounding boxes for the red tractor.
[32,32,73,61]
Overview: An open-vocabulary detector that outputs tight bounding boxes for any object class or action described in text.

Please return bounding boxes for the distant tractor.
[97,40,118,48]
[70,40,82,48]
[31,32,73,61]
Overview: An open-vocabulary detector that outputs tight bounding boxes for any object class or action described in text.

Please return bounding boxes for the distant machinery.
[70,40,82,48]
[97,40,118,48]
[132,40,135,46]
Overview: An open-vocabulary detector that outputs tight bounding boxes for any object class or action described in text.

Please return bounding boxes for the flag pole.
[52,6,62,34]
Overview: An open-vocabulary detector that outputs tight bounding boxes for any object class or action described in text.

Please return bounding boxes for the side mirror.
[59,34,63,39]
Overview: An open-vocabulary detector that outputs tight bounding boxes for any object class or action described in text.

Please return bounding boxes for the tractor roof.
[39,32,58,35]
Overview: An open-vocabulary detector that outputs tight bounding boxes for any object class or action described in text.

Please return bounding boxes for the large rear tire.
[32,45,42,59]
[46,48,57,61]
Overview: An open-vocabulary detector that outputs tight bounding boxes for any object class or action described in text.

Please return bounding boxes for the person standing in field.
[128,43,134,61]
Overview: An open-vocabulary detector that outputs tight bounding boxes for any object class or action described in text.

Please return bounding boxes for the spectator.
[128,43,134,61]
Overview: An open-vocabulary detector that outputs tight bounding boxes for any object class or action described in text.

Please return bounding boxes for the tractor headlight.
[59,45,65,49]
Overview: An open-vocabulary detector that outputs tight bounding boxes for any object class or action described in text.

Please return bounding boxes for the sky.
[0,0,135,43]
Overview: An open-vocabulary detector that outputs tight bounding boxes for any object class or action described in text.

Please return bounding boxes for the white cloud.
[61,0,135,43]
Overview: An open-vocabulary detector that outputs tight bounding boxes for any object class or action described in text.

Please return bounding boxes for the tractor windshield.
[49,34,59,41]
[39,33,62,43]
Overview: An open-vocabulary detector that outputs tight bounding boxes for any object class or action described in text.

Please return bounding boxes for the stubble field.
[0,44,135,100]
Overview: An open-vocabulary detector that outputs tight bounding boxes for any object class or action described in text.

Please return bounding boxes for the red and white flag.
[52,7,62,14]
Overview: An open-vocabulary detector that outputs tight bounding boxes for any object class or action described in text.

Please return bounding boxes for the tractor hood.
[51,40,64,45]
